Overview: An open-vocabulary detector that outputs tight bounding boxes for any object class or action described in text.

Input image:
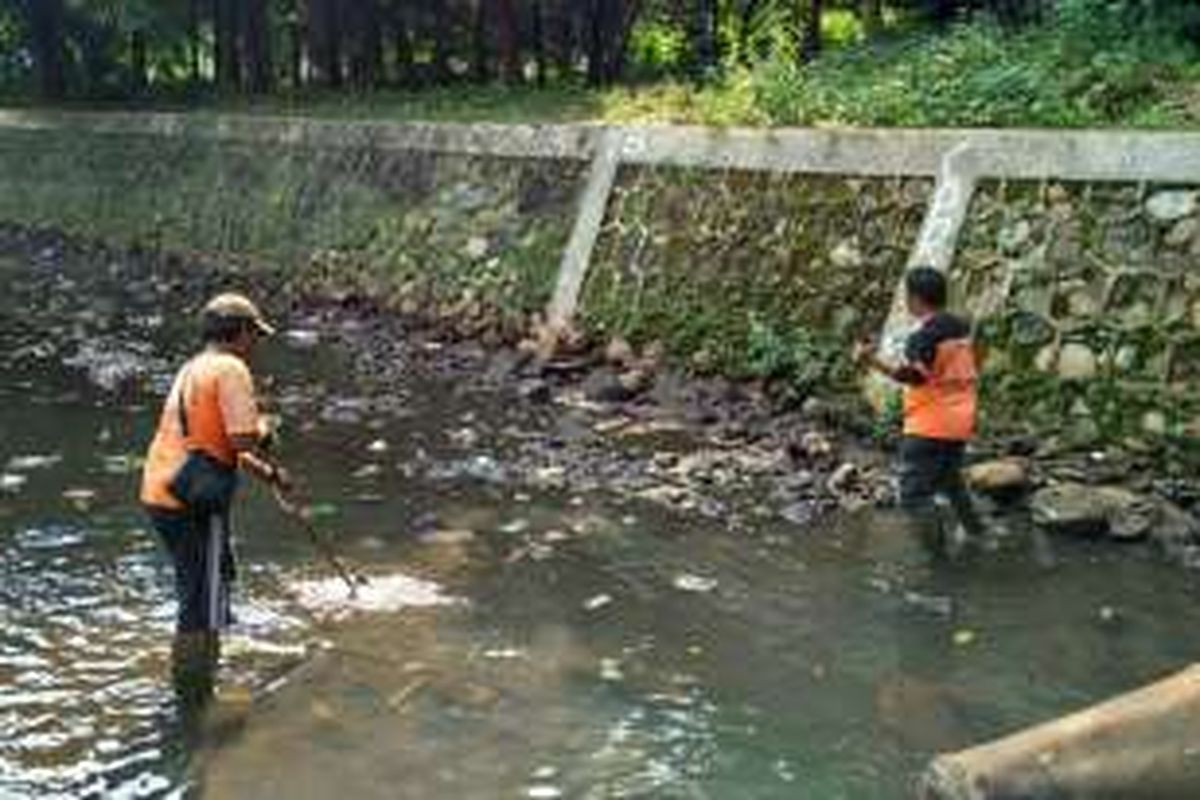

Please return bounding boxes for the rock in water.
[827,463,858,495]
[583,370,637,403]
[1030,483,1145,538]
[964,459,1030,497]
[1152,501,1200,561]
[1146,190,1198,223]
[604,336,634,367]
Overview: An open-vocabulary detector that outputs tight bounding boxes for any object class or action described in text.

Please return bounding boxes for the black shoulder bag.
[167,368,238,513]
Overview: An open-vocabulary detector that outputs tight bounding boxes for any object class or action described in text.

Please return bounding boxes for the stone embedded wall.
[0,127,584,323]
[952,180,1200,456]
[4,114,1200,454]
[582,166,932,393]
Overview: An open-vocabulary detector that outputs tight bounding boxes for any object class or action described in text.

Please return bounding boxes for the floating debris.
[352,463,383,480]
[500,518,529,535]
[283,329,321,349]
[102,454,142,475]
[673,573,718,594]
[366,438,389,454]
[420,529,475,546]
[583,594,613,612]
[599,658,625,682]
[482,648,525,660]
[62,488,97,510]
[526,786,563,800]
[6,454,61,472]
[0,473,27,492]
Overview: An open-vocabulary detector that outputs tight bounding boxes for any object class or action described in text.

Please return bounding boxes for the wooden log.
[918,665,1200,800]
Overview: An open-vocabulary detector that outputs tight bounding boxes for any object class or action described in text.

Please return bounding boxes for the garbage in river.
[6,454,62,472]
[289,572,464,619]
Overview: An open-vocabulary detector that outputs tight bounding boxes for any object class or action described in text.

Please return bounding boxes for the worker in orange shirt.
[141,293,291,711]
[856,267,985,559]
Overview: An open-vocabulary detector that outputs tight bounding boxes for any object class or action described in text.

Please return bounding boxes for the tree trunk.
[585,0,605,86]
[27,0,67,100]
[129,30,148,95]
[187,0,202,86]
[801,0,823,62]
[862,0,883,36]
[496,0,521,83]
[532,0,547,86]
[431,0,453,84]
[306,0,343,88]
[693,0,719,76]
[243,0,273,94]
[288,20,303,89]
[471,0,490,83]
[347,0,384,89]
[392,4,415,87]
[551,0,577,79]
[214,0,242,92]
[930,0,958,27]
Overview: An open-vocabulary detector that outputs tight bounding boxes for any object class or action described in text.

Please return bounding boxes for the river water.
[2,236,1200,799]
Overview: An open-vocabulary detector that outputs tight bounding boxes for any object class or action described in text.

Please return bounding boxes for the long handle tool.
[272,486,368,598]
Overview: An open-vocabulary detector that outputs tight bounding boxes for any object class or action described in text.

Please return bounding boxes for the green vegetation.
[0,126,581,322]
[582,167,930,401]
[3,2,1199,130]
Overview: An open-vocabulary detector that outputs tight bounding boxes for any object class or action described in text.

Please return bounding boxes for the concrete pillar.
[866,143,978,409]
[546,129,622,329]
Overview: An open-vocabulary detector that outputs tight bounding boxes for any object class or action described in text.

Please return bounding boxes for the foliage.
[745,314,845,400]
[2,0,1198,132]
[749,18,1191,128]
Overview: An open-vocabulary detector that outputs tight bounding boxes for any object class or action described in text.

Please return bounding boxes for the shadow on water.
[2,241,1200,799]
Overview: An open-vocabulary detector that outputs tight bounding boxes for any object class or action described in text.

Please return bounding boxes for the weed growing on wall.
[582,166,930,400]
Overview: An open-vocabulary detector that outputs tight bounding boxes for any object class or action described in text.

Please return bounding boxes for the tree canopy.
[0,0,1197,103]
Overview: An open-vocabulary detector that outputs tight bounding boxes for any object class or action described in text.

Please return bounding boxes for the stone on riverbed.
[964,459,1030,497]
[583,369,650,403]
[604,336,634,367]
[1031,482,1149,539]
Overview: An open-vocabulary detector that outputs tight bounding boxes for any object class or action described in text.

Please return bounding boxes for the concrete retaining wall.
[1,111,1198,449]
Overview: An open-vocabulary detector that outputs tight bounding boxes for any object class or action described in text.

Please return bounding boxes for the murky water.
[2,238,1200,799]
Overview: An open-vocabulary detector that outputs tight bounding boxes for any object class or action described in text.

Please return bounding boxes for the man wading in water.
[856,267,986,559]
[140,294,291,715]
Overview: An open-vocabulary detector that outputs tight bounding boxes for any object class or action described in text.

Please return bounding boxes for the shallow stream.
[1,239,1199,799]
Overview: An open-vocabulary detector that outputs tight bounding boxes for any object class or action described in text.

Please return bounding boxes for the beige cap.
[202,293,276,336]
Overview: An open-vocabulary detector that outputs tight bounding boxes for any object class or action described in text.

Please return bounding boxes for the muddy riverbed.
[2,228,1200,799]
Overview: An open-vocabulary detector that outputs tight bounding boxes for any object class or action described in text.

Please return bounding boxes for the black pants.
[150,506,237,633]
[150,505,238,712]
[898,436,984,554]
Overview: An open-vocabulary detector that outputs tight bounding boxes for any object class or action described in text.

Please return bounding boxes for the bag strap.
[176,364,193,440]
